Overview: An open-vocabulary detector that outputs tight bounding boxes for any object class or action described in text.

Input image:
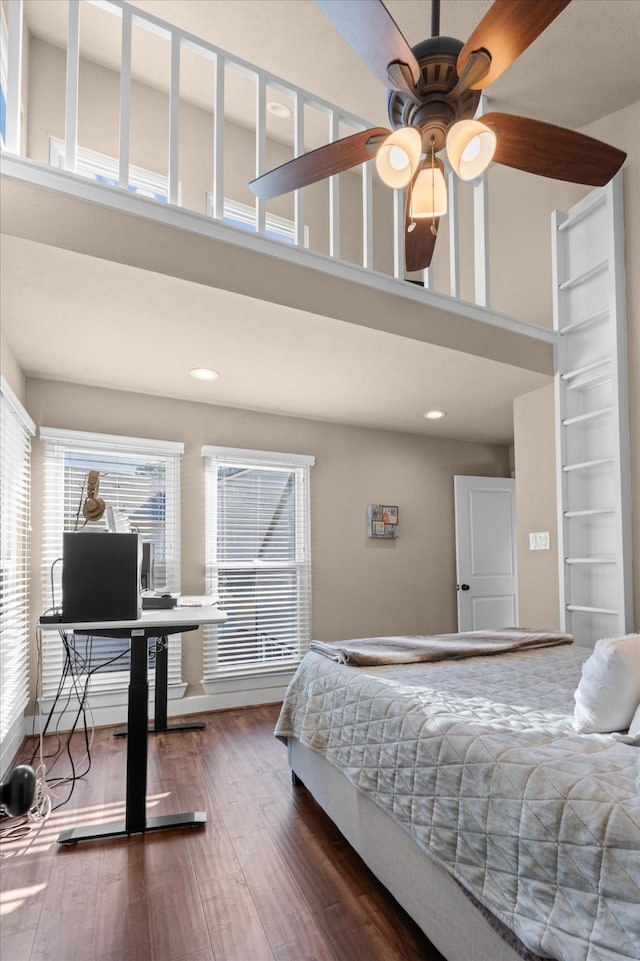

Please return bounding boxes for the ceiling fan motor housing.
[387,36,481,152]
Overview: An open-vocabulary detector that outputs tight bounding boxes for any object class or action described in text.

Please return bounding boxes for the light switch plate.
[529,531,550,551]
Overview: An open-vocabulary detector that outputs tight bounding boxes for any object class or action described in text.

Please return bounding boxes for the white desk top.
[39,606,228,632]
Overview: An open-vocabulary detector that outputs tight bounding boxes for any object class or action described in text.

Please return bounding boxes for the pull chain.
[430,138,437,236]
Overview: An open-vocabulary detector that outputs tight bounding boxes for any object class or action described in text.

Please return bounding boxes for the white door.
[454,475,518,632]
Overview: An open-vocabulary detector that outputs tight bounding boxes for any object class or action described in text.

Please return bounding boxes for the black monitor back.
[62,532,142,622]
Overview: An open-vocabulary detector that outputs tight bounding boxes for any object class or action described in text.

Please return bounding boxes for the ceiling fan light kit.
[446,119,497,181]
[375,126,422,188]
[249,0,626,272]
[410,158,447,218]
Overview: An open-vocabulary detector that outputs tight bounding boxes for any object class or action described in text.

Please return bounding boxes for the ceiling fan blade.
[457,0,572,90]
[482,112,626,186]
[314,0,421,91]
[405,201,439,273]
[249,127,390,200]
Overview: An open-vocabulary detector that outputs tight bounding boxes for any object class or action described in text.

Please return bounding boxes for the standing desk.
[39,607,227,845]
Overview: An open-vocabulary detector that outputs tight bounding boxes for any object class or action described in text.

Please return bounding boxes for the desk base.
[57,811,206,845]
[114,720,206,738]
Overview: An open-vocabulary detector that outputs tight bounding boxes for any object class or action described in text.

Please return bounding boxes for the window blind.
[40,428,183,697]
[202,446,314,681]
[0,378,35,749]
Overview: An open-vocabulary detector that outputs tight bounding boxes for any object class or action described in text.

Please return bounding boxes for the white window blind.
[202,446,314,681]
[0,378,35,749]
[40,428,183,697]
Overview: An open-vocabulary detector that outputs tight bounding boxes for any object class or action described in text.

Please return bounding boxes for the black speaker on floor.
[62,532,142,622]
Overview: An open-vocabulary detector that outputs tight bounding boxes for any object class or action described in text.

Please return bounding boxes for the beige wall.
[0,332,26,402]
[513,384,559,629]
[25,377,509,702]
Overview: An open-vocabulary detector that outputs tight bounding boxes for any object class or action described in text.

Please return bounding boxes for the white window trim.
[1,376,35,435]
[48,137,181,204]
[205,193,310,248]
[40,426,184,456]
[40,427,185,700]
[202,445,314,469]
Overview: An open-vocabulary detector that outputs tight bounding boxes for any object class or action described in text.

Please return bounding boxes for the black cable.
[32,628,131,810]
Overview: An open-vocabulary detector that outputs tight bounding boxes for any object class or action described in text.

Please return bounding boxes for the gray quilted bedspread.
[274,645,640,961]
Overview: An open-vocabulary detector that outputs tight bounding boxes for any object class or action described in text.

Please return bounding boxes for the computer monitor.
[105,506,131,533]
[141,542,155,592]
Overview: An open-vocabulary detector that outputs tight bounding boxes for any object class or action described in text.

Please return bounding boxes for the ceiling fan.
[249,0,626,272]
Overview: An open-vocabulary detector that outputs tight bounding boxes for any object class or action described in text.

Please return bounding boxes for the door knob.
[460,584,470,591]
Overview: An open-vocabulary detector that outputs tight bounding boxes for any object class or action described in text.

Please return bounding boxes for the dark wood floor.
[1,703,445,961]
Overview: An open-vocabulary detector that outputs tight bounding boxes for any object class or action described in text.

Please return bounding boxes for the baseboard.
[27,684,287,734]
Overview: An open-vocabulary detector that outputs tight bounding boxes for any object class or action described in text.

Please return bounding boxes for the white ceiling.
[6,1,639,444]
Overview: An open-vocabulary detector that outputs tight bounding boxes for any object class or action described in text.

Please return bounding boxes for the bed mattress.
[275,645,640,961]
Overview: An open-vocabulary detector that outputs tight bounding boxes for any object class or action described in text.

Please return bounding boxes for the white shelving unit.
[552,174,633,647]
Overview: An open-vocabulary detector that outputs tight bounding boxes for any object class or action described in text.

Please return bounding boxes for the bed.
[274,639,640,961]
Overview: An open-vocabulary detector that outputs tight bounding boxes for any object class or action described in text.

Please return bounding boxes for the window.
[49,139,176,203]
[48,139,308,248]
[206,195,310,248]
[202,446,313,684]
[40,429,183,697]
[0,378,35,758]
[0,5,8,147]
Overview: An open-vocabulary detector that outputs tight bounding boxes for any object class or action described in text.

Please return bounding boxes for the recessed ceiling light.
[190,367,219,381]
[424,409,447,420]
[267,101,292,119]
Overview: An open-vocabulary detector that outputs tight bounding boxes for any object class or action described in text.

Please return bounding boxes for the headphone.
[82,470,106,522]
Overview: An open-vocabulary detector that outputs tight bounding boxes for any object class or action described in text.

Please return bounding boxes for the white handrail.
[168,32,180,206]
[118,5,132,189]
[329,110,340,260]
[64,0,80,173]
[6,0,23,154]
[213,54,225,221]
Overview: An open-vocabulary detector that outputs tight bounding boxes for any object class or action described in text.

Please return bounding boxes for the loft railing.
[2,0,492,304]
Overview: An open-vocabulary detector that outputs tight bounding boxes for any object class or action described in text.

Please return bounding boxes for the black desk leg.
[126,630,149,833]
[114,635,205,737]
[151,636,205,734]
[58,629,206,844]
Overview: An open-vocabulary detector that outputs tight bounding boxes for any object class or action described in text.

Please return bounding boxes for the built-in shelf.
[556,192,606,232]
[558,259,608,291]
[560,308,608,336]
[566,605,619,616]
[561,357,610,383]
[562,458,614,473]
[564,556,617,565]
[553,177,632,644]
[562,407,613,427]
[563,508,614,518]
[566,375,612,392]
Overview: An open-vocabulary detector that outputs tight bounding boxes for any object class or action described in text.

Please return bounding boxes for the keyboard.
[177,595,219,608]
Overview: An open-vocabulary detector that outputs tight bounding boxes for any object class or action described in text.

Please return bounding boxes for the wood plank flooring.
[0,704,445,961]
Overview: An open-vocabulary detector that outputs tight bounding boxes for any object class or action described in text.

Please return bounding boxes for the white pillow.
[629,702,640,739]
[573,634,640,734]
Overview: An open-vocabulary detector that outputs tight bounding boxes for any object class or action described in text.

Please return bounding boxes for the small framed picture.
[368,504,398,538]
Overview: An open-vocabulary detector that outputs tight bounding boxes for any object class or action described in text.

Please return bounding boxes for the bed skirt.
[287,736,529,961]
